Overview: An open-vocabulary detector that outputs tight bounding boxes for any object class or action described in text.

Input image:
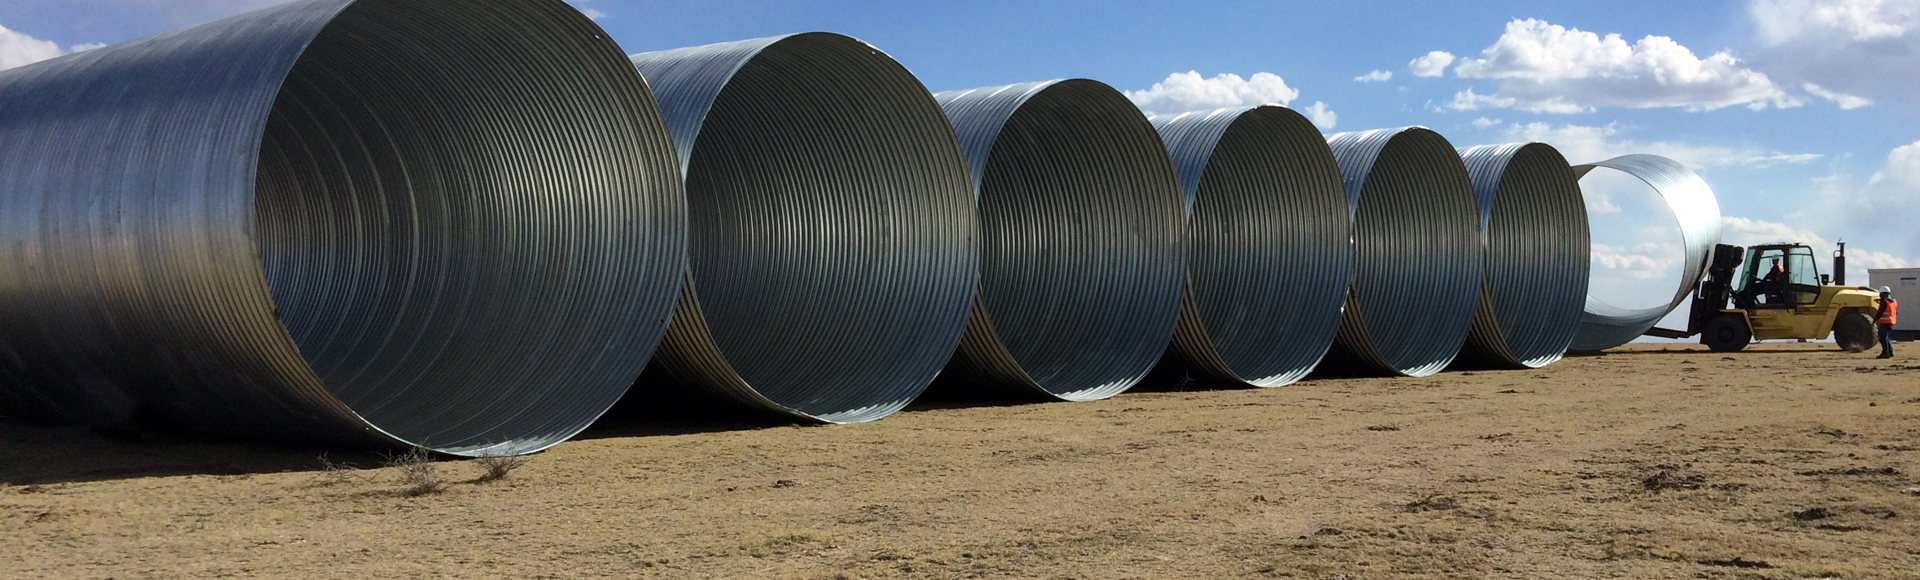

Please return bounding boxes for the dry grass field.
[2,343,1918,579]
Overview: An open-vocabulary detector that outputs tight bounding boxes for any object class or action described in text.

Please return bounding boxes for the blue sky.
[3,0,1916,318]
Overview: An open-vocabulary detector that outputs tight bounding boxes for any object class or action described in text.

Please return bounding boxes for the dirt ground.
[1,343,1917,579]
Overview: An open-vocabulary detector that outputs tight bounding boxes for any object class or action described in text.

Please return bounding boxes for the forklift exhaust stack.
[1834,242,1847,287]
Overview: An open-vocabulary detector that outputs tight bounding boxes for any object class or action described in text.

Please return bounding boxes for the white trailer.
[1868,268,1920,340]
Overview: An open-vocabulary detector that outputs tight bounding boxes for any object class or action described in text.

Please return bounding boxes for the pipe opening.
[962,80,1185,400]
[1580,168,1685,311]
[654,34,976,422]
[1166,107,1350,386]
[1330,128,1481,377]
[255,0,684,454]
[1567,155,1720,352]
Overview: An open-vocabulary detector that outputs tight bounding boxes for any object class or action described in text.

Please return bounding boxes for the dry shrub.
[314,453,373,486]
[474,451,529,483]
[384,447,447,496]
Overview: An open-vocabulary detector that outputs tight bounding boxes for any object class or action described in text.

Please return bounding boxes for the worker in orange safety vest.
[1877,286,1899,359]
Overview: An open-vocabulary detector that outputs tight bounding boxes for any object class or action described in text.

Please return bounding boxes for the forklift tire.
[1703,314,1752,353]
[1833,310,1877,353]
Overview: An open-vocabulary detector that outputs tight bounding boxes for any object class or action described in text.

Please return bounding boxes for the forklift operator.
[1757,259,1787,305]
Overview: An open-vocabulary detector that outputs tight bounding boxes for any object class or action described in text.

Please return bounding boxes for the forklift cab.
[1733,244,1821,309]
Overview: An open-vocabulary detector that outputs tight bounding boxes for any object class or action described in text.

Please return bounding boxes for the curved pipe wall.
[1151,106,1352,387]
[628,33,977,423]
[1322,128,1483,377]
[1568,154,1723,351]
[933,80,1185,401]
[1456,143,1591,368]
[0,0,686,455]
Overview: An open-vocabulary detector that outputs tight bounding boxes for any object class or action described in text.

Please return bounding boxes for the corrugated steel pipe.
[0,0,686,456]
[933,80,1186,401]
[1455,143,1591,368]
[1151,106,1352,387]
[1320,127,1483,377]
[1568,154,1723,351]
[628,33,977,423]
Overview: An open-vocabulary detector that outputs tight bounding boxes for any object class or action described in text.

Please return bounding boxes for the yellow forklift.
[1646,242,1885,352]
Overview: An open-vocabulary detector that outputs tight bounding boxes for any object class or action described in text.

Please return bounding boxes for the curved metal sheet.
[0,0,687,456]
[1455,143,1591,368]
[628,33,977,423]
[1150,106,1352,387]
[1568,154,1723,351]
[1321,127,1483,377]
[933,79,1186,401]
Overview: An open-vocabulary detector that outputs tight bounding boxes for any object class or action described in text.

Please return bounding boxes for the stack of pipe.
[0,0,1706,454]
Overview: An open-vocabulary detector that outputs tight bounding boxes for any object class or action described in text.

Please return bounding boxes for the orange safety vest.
[1880,298,1899,325]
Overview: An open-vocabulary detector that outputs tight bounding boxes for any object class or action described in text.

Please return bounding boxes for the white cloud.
[1585,192,1624,215]
[1500,122,1821,168]
[1449,88,1586,114]
[1300,101,1337,129]
[1587,232,1689,311]
[1408,51,1455,77]
[1446,18,1800,113]
[1784,140,1920,275]
[1803,82,1873,109]
[1354,70,1393,82]
[1873,140,1920,186]
[1592,242,1679,279]
[1471,117,1501,128]
[1749,0,1920,105]
[0,24,66,71]
[1125,71,1301,115]
[1753,0,1916,43]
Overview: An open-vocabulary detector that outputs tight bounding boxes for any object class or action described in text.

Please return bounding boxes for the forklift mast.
[1686,243,1746,336]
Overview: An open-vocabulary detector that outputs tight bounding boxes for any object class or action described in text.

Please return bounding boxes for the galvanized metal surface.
[0,0,686,456]
[1568,155,1724,351]
[1456,143,1591,368]
[1151,106,1352,387]
[933,80,1185,401]
[629,33,977,423]
[1321,127,1483,377]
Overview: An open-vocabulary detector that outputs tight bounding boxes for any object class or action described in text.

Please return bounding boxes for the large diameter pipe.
[1568,154,1723,351]
[628,33,977,423]
[0,0,686,455]
[1151,106,1352,387]
[1456,143,1591,368]
[1321,127,1483,377]
[934,80,1186,401]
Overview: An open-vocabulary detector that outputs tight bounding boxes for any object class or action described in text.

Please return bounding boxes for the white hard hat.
[1884,286,1895,294]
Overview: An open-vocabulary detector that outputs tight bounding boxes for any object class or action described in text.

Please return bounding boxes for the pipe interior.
[679,35,974,418]
[1188,109,1349,383]
[1577,167,1686,315]
[1488,145,1589,366]
[977,81,1184,399]
[254,0,680,454]
[1350,130,1481,375]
